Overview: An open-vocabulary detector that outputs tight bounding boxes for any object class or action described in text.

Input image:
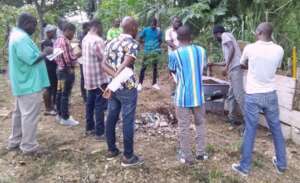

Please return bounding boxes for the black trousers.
[80,64,87,103]
[138,53,160,85]
[56,69,75,120]
[44,64,57,111]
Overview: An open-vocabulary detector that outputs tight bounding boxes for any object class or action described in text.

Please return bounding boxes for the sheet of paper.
[46,48,64,61]
[107,67,134,92]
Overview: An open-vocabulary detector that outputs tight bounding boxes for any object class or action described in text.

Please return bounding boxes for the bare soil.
[0,69,300,183]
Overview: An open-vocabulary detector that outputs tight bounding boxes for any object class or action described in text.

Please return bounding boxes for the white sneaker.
[137,84,143,91]
[55,115,61,123]
[152,84,160,90]
[60,117,79,126]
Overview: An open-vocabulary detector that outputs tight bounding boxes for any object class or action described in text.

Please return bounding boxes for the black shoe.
[121,155,144,167]
[196,153,209,161]
[106,149,120,161]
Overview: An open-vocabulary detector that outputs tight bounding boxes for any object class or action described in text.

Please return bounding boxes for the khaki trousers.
[8,91,43,153]
[176,106,206,161]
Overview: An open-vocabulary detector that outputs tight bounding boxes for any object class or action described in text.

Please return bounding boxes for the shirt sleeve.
[139,29,145,40]
[165,29,171,41]
[95,40,105,62]
[15,38,40,65]
[107,29,112,41]
[168,51,177,72]
[124,40,139,59]
[240,45,249,65]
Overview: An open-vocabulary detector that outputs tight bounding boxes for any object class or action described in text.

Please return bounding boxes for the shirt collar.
[119,33,133,39]
[256,40,273,45]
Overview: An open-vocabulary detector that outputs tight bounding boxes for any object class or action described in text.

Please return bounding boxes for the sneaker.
[95,135,105,141]
[60,117,79,126]
[196,153,209,161]
[137,84,143,91]
[272,156,286,174]
[121,155,144,167]
[55,115,61,123]
[176,149,194,165]
[106,149,120,161]
[152,84,160,90]
[231,163,248,177]
[44,110,57,116]
[6,145,19,151]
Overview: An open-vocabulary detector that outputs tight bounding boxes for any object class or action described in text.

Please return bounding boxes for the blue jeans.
[105,88,137,159]
[240,91,287,171]
[86,87,107,136]
[56,69,75,120]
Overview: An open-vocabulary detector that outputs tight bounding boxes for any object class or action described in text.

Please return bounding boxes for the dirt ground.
[0,69,300,183]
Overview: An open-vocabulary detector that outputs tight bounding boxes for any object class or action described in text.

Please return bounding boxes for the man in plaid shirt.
[54,22,81,126]
[82,20,110,140]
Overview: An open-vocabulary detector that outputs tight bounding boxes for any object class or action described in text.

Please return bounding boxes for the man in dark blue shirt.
[137,18,162,91]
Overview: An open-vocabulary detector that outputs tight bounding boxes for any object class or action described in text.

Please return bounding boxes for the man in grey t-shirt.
[212,25,245,127]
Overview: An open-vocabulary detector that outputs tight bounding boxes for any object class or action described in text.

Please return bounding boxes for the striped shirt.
[168,45,207,107]
[82,33,110,90]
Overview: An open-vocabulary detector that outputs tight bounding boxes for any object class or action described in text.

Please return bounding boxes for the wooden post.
[292,47,297,79]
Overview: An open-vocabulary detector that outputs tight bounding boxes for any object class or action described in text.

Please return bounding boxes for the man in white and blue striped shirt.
[168,25,207,164]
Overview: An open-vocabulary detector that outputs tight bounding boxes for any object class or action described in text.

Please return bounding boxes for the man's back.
[241,41,284,94]
[82,33,109,90]
[168,45,207,107]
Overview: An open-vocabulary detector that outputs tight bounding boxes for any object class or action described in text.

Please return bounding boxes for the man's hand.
[222,67,228,77]
[43,47,53,56]
[102,89,112,99]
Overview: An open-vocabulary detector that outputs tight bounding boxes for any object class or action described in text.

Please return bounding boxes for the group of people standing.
[7,12,287,175]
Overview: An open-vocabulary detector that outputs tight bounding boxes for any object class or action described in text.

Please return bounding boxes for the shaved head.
[121,16,138,38]
[256,22,273,40]
[177,25,191,41]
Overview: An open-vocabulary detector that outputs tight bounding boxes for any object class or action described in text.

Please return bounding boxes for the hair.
[82,22,90,30]
[89,19,102,35]
[63,22,76,32]
[177,25,191,41]
[151,17,158,25]
[213,25,225,34]
[17,13,37,30]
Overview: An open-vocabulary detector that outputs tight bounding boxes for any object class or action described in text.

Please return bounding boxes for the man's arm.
[240,46,249,70]
[115,55,135,76]
[166,40,177,50]
[223,42,235,71]
[101,60,116,77]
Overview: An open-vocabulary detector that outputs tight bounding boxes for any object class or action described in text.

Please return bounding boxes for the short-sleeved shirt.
[240,41,284,94]
[221,32,241,72]
[139,27,162,54]
[168,45,207,107]
[82,33,110,90]
[54,36,77,70]
[41,39,57,72]
[8,27,50,96]
[106,27,122,41]
[165,27,179,52]
[105,33,139,89]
